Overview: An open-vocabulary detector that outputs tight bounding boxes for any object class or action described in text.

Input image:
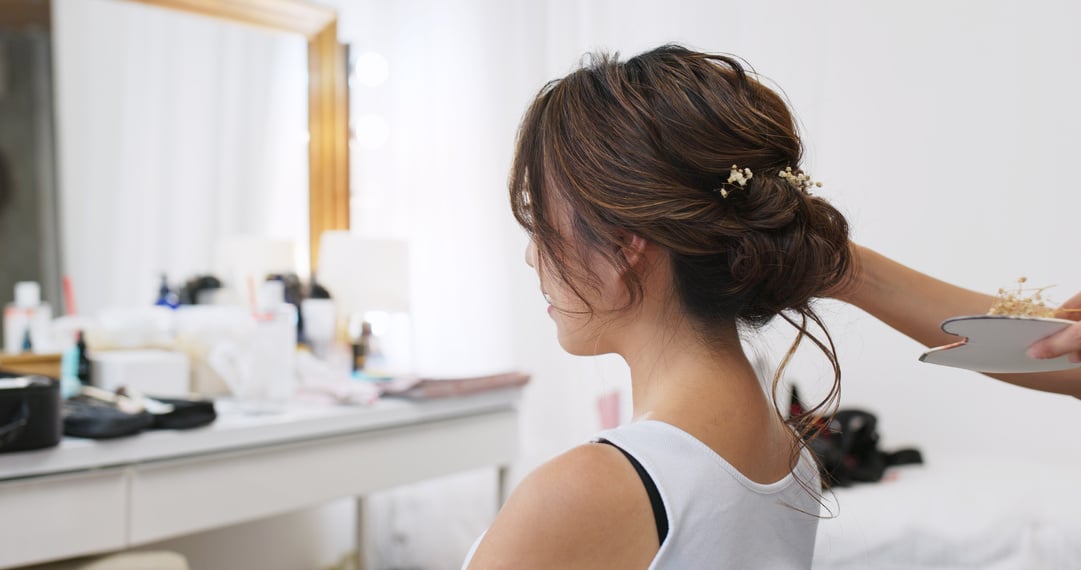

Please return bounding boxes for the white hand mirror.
[920,315,1081,373]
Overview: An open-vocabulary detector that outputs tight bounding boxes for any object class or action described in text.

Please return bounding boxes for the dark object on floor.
[789,385,923,487]
[808,409,923,487]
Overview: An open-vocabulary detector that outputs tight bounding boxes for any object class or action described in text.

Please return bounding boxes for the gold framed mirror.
[119,0,350,272]
[1,0,349,320]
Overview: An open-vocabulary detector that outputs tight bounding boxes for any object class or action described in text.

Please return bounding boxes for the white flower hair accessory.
[716,164,753,198]
[778,166,823,192]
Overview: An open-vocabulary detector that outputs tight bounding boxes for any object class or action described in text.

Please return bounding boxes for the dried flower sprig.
[988,277,1057,318]
[727,164,753,187]
[779,166,823,193]
[717,164,754,198]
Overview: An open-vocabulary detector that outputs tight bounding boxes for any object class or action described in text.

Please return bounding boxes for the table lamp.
[315,231,411,375]
[213,237,297,308]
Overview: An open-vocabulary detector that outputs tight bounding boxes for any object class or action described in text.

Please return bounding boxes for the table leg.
[497,465,510,508]
[355,496,367,570]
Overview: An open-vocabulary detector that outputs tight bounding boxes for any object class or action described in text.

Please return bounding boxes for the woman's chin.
[555,333,609,357]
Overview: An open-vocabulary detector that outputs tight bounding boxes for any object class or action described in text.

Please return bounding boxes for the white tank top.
[462,420,821,569]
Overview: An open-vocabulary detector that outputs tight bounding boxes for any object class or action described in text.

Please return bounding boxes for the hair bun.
[728,192,851,325]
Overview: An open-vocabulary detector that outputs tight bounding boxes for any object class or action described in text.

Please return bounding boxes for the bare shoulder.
[465,442,659,569]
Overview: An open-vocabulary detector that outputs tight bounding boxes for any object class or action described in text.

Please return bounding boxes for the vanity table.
[0,389,522,569]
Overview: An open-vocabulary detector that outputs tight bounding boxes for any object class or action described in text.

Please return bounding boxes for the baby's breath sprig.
[778,167,823,193]
[988,277,1059,318]
[717,164,753,198]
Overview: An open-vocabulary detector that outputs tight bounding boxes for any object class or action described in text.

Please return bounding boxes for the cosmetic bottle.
[301,297,336,359]
[241,280,298,409]
[352,320,389,378]
[60,342,82,399]
[3,282,53,354]
[267,274,305,344]
[352,321,372,373]
[75,331,92,385]
[154,274,179,309]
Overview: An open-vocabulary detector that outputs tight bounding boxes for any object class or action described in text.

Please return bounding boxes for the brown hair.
[510,44,850,487]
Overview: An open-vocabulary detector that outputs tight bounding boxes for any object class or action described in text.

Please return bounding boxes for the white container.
[207,304,297,414]
[300,298,336,358]
[91,350,191,397]
[173,305,255,396]
[3,282,53,354]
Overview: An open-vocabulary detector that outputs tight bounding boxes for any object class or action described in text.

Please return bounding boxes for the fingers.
[1056,290,1081,321]
[1060,291,1081,309]
[1028,320,1081,361]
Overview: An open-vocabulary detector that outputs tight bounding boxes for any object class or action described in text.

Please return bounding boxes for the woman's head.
[511,44,851,347]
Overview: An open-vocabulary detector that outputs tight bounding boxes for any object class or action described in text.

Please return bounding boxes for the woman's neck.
[614,311,798,484]
[616,313,765,422]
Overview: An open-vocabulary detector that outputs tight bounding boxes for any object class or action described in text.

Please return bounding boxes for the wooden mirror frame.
[4,0,351,274]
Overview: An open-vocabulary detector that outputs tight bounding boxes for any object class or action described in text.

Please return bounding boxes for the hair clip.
[779,166,823,193]
[716,165,753,198]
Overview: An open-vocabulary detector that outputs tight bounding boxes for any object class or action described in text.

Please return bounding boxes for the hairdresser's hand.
[1027,291,1081,363]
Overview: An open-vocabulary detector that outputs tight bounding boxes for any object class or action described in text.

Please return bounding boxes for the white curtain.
[53,0,308,316]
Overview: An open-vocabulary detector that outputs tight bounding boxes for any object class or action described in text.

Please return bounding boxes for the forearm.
[838,245,995,348]
[838,245,1081,398]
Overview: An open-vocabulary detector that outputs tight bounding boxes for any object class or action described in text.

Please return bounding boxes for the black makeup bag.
[148,396,216,430]
[0,375,63,453]
[63,396,154,439]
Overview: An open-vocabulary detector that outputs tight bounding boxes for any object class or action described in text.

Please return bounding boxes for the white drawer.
[129,408,519,544]
[0,468,128,569]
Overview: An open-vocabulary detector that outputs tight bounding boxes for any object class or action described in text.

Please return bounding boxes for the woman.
[465,45,850,568]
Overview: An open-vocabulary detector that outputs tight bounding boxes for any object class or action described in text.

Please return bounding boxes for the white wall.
[124,1,1081,568]
[805,1,1081,461]
[522,0,1081,460]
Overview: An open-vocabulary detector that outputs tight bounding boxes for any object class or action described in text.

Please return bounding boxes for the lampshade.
[213,237,297,307]
[316,231,410,315]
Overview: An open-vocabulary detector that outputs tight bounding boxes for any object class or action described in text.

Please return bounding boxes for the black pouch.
[63,396,154,439]
[807,409,923,487]
[0,375,62,453]
[148,396,216,430]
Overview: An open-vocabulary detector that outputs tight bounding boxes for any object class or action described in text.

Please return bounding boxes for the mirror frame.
[110,0,350,273]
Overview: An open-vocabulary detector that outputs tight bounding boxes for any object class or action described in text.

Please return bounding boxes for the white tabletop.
[0,388,522,481]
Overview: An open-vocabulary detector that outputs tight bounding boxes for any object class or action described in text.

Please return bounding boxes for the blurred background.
[3,0,1079,568]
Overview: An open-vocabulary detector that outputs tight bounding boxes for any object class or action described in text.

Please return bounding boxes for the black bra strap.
[598,439,669,544]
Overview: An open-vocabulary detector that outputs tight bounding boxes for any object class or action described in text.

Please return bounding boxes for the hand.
[822,241,862,302]
[1027,291,1081,363]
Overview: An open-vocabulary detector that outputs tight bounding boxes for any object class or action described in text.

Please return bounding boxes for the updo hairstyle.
[510,44,850,452]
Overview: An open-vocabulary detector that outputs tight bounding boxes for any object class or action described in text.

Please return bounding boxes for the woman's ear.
[618,233,649,270]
